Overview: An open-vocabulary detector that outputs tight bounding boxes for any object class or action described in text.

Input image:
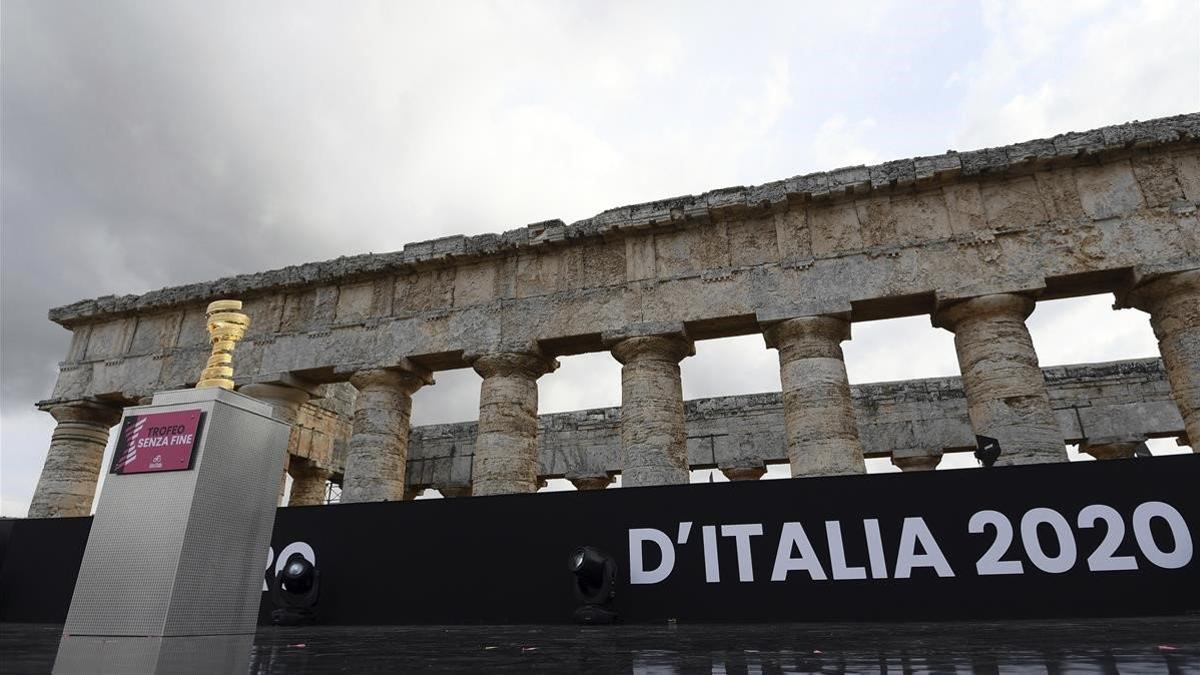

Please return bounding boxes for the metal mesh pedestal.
[54,388,289,674]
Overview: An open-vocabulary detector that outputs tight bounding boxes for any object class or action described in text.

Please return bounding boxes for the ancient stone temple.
[28,114,1200,517]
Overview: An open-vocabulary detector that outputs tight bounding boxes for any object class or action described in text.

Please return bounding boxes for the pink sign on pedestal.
[111,409,203,475]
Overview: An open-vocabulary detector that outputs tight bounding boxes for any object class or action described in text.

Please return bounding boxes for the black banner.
[3,455,1198,625]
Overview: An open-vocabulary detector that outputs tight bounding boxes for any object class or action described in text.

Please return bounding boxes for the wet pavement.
[3,617,1198,673]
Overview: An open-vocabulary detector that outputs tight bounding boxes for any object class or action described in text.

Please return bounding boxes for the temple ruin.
[28,114,1200,517]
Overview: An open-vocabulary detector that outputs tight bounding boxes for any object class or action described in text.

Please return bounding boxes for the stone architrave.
[764,316,866,477]
[611,335,694,487]
[28,401,124,518]
[342,367,430,503]
[470,353,558,496]
[1118,270,1200,449]
[934,293,1066,465]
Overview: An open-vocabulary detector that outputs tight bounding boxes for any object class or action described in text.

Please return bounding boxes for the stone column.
[342,367,430,503]
[470,353,558,496]
[1118,270,1200,449]
[934,293,1066,465]
[28,401,123,518]
[611,336,694,487]
[764,316,866,477]
[240,382,311,504]
[287,458,331,506]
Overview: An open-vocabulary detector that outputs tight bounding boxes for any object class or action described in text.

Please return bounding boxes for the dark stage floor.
[4,617,1199,673]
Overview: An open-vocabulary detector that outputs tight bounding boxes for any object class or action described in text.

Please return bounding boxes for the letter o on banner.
[629,528,675,585]
[1133,501,1193,569]
[1020,508,1077,573]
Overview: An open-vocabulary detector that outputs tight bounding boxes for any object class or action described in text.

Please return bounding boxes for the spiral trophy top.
[196,299,251,390]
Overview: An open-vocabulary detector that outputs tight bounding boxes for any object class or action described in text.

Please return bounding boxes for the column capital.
[566,473,615,491]
[42,399,123,427]
[891,454,942,472]
[438,484,472,498]
[238,382,311,418]
[762,315,850,350]
[610,335,694,364]
[287,457,332,506]
[1080,441,1142,460]
[1115,269,1200,313]
[721,465,767,481]
[469,352,559,379]
[932,292,1035,331]
[239,372,324,397]
[349,365,432,394]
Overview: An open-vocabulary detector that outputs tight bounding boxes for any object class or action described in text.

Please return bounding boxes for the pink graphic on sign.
[112,409,202,475]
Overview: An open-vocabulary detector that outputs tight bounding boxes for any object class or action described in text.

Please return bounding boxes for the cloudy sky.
[2,0,1197,516]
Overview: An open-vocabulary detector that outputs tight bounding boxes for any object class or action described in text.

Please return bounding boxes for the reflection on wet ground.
[4,617,1198,673]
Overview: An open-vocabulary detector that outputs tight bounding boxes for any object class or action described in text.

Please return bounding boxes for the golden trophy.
[196,299,251,390]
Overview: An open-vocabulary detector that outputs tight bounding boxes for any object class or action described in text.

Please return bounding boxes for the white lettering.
[863,518,889,579]
[895,517,954,578]
[702,525,720,583]
[629,528,675,584]
[1020,508,1077,574]
[826,521,867,580]
[721,523,763,582]
[969,510,1024,576]
[770,522,827,581]
[1078,504,1137,572]
[1133,501,1193,569]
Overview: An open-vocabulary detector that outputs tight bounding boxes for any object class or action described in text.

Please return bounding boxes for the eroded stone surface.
[287,458,331,506]
[341,367,430,503]
[1118,270,1200,447]
[470,353,557,495]
[28,402,123,518]
[1080,442,1140,461]
[764,316,866,477]
[934,294,1066,465]
[612,336,694,487]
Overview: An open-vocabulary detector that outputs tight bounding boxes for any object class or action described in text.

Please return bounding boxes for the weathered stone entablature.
[43,113,1200,406]
[28,114,1200,516]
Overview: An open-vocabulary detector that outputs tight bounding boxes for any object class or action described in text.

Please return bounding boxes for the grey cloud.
[2,1,358,411]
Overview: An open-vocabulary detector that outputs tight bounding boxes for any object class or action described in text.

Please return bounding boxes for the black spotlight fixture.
[568,546,618,624]
[271,553,320,626]
[975,435,1002,467]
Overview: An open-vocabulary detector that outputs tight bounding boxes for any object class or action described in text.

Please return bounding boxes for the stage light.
[975,435,1001,467]
[282,556,315,594]
[271,553,320,626]
[568,546,618,624]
